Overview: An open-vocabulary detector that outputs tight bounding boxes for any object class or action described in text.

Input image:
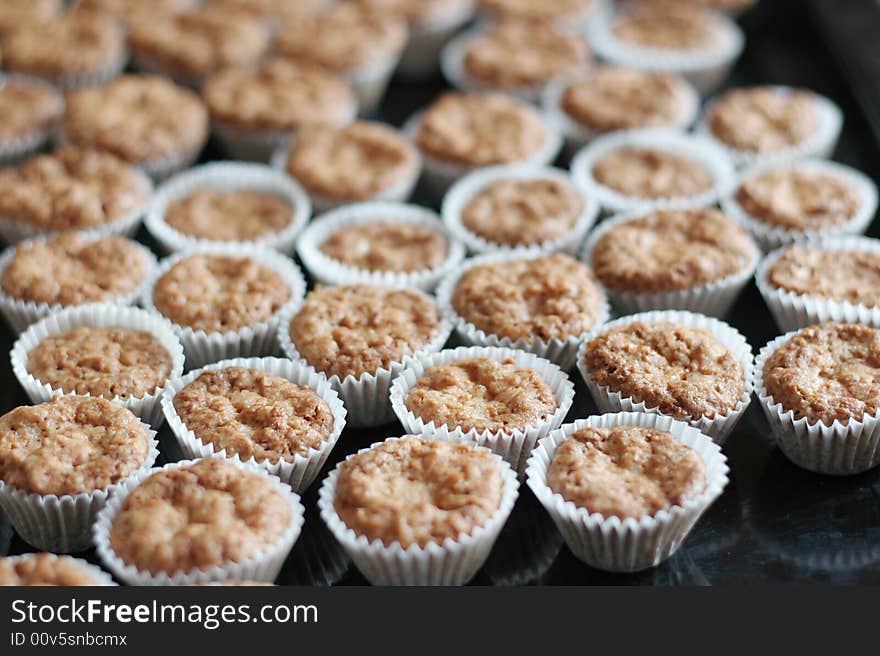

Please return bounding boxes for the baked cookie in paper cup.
[318,435,519,586]
[441,164,599,255]
[0,233,157,334]
[161,356,346,493]
[588,4,743,96]
[10,304,184,428]
[93,457,304,585]
[0,396,159,553]
[0,74,64,166]
[404,92,562,200]
[576,310,755,444]
[435,250,609,371]
[699,85,843,169]
[389,345,575,475]
[145,162,311,254]
[582,207,760,318]
[756,236,880,333]
[569,128,735,215]
[142,243,307,369]
[755,322,880,475]
[721,158,878,251]
[278,284,453,427]
[296,201,465,292]
[525,411,729,572]
[0,553,116,586]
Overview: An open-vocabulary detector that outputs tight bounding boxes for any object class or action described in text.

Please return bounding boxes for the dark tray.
[4,0,880,585]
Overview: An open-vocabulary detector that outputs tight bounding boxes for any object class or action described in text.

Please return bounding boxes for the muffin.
[202,58,357,161]
[0,233,156,333]
[0,395,157,552]
[296,201,464,290]
[586,207,759,317]
[280,120,421,212]
[279,284,449,426]
[62,74,209,180]
[0,146,152,242]
[0,74,64,165]
[756,322,880,474]
[478,0,605,30]
[0,554,114,586]
[577,311,753,442]
[319,436,518,585]
[94,457,303,584]
[438,252,607,369]
[0,9,127,90]
[276,2,408,114]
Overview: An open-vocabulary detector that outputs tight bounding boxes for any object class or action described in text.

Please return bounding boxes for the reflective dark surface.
[3,0,880,585]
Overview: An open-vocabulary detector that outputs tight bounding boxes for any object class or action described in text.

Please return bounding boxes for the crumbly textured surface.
[479,0,596,21]
[592,147,713,199]
[0,147,150,231]
[1,234,148,306]
[415,92,547,166]
[0,554,106,586]
[27,327,173,399]
[560,66,684,133]
[108,458,291,576]
[0,77,64,142]
[64,75,209,164]
[708,86,818,153]
[613,6,718,49]
[584,321,745,420]
[0,396,151,496]
[276,2,407,72]
[153,254,291,333]
[129,7,270,80]
[460,178,583,246]
[173,367,335,463]
[319,220,448,272]
[289,285,440,379]
[202,58,355,132]
[165,189,294,242]
[735,169,859,230]
[285,121,419,201]
[592,209,756,292]
[0,0,62,34]
[1,10,125,79]
[762,323,880,425]
[404,357,558,433]
[768,245,880,307]
[547,425,707,519]
[79,0,199,25]
[463,20,590,89]
[334,437,504,548]
[452,254,604,341]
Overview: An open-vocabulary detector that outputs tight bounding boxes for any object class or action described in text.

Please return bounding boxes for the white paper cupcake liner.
[142,243,307,369]
[756,236,880,333]
[0,424,158,553]
[754,330,880,475]
[11,303,185,428]
[698,87,844,169]
[721,158,878,251]
[318,435,520,585]
[144,161,311,254]
[161,356,347,493]
[0,74,63,166]
[0,235,158,334]
[581,209,760,318]
[441,164,600,255]
[0,553,117,585]
[277,289,453,428]
[92,458,305,585]
[348,54,401,117]
[569,127,736,215]
[395,2,475,78]
[576,310,755,444]
[588,7,744,95]
[434,249,610,371]
[402,106,562,201]
[541,71,700,158]
[389,345,575,475]
[525,411,729,572]
[296,201,466,291]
